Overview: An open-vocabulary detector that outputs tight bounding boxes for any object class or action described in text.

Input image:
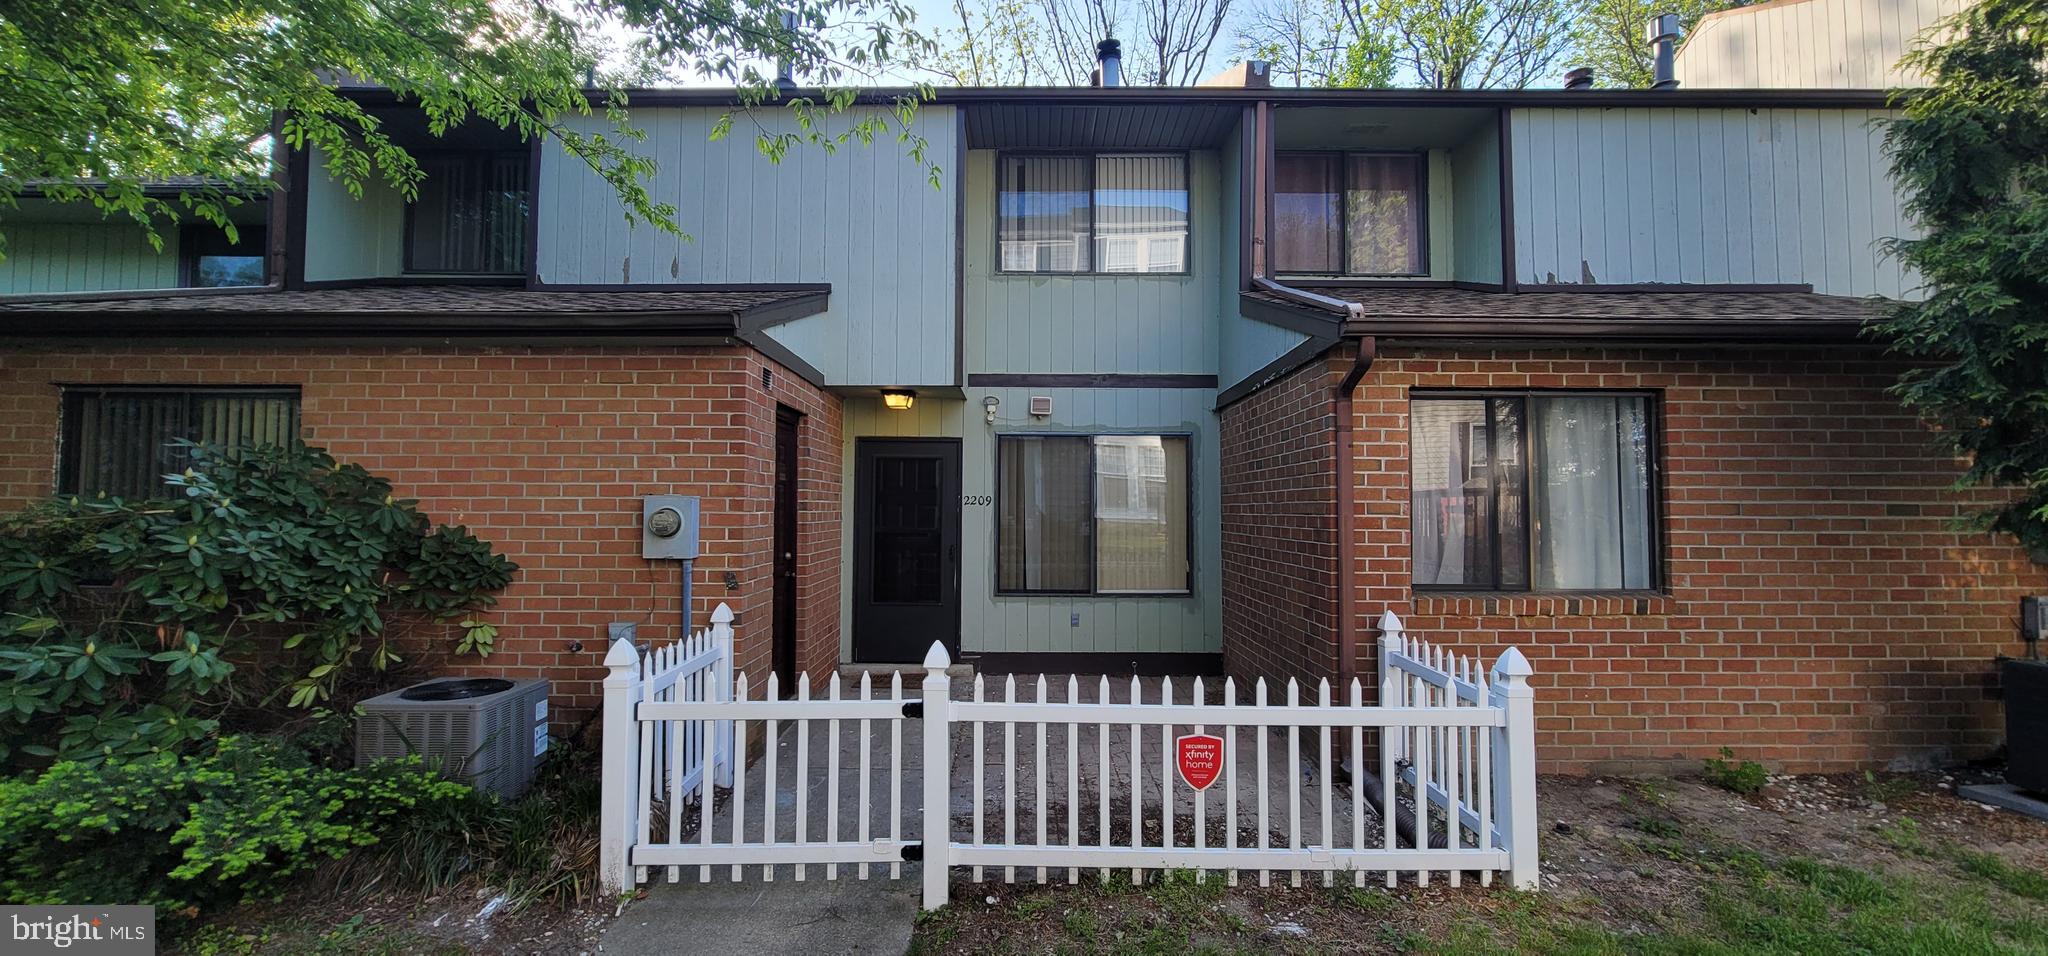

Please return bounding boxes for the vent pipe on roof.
[1563,66,1594,90]
[1093,38,1122,87]
[775,11,799,90]
[1648,13,1682,89]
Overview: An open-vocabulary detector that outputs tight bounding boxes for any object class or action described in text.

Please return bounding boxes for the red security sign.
[1176,733,1225,791]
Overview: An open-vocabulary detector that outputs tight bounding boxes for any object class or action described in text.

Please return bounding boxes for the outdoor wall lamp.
[881,389,916,411]
[983,395,1000,424]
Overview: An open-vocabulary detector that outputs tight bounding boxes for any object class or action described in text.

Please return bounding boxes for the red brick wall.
[1219,351,1346,691]
[1345,345,2047,774]
[0,345,842,730]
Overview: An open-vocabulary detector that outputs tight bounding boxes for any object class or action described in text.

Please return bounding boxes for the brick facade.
[1218,353,1347,691]
[1224,343,2047,775]
[0,345,841,731]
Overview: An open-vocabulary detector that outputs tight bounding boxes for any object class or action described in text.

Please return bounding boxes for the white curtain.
[1533,397,1651,589]
[1092,155,1188,273]
[1094,436,1189,592]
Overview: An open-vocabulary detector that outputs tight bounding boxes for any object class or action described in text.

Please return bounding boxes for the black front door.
[853,439,961,663]
[773,408,799,695]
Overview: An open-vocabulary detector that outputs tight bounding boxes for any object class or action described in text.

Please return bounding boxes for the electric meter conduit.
[641,496,702,637]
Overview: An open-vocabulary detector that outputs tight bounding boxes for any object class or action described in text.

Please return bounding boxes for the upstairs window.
[405,151,530,274]
[998,154,1188,274]
[59,387,301,500]
[1274,152,1426,276]
[180,224,268,288]
[1411,394,1656,592]
[997,435,1191,594]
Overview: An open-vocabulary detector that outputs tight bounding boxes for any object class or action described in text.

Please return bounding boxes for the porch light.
[881,389,916,411]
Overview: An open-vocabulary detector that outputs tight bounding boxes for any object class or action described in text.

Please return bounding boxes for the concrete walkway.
[600,673,1398,955]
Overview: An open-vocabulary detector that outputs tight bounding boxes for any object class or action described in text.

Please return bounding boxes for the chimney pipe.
[1563,66,1594,90]
[1093,38,1122,87]
[776,11,798,90]
[1647,13,1681,89]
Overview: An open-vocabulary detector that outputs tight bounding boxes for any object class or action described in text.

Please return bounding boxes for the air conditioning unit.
[356,677,551,801]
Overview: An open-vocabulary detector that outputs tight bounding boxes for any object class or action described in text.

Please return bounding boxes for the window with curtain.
[1273,152,1425,276]
[1410,394,1654,592]
[406,151,531,274]
[59,387,302,500]
[998,154,1188,274]
[997,435,1191,594]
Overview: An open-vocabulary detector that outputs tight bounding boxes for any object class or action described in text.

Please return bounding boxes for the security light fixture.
[882,389,917,411]
[983,395,1001,424]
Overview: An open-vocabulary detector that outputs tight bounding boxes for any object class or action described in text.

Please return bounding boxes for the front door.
[853,439,961,662]
[773,408,800,696]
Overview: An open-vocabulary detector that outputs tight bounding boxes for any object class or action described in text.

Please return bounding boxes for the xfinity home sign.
[4,906,154,953]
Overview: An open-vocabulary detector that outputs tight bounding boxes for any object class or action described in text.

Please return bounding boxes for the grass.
[180,914,468,956]
[1416,847,2048,956]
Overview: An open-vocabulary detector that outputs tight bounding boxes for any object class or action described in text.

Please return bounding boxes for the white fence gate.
[599,607,1539,908]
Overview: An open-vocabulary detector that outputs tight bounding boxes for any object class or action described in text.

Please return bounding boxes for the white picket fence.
[596,604,736,889]
[598,610,1540,908]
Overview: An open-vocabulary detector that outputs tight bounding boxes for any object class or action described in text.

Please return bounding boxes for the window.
[59,388,301,499]
[998,154,1188,274]
[180,224,268,288]
[1410,394,1655,592]
[997,435,1190,594]
[405,151,531,274]
[1273,152,1425,276]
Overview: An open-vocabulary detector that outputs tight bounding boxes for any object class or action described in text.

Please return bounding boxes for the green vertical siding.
[963,149,1221,377]
[537,106,960,387]
[0,223,179,293]
[300,148,406,283]
[1450,119,1504,286]
[959,386,1221,655]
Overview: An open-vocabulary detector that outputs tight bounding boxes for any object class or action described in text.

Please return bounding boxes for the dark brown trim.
[525,133,544,289]
[0,312,741,338]
[284,145,309,291]
[1333,335,1376,696]
[528,281,833,293]
[1344,315,1869,342]
[1215,334,1336,410]
[404,85,1898,110]
[268,112,289,289]
[736,291,832,332]
[1238,105,1255,294]
[738,330,830,389]
[0,284,281,306]
[1497,109,1517,288]
[1512,282,1816,294]
[296,275,525,290]
[1274,278,1505,291]
[1239,293,1345,337]
[954,108,968,387]
[967,373,1218,389]
[963,651,1223,676]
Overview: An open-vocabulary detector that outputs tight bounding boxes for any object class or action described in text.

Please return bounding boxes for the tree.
[1366,0,1576,89]
[0,0,937,252]
[916,0,1236,86]
[0,443,516,766]
[1569,0,1736,88]
[1873,0,2048,559]
[1231,0,1397,87]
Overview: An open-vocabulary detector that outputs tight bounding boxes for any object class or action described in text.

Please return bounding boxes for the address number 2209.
[961,495,993,506]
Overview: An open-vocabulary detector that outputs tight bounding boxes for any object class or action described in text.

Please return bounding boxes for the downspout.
[1245,102,1424,846]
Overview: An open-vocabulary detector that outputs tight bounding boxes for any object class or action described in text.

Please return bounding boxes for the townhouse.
[0,49,2037,772]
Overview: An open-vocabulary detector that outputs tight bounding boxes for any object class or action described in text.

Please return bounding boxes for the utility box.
[357,677,552,801]
[642,495,701,560]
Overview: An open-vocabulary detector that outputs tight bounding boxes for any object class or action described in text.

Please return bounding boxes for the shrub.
[1702,747,1770,795]
[0,736,473,915]
[0,442,516,767]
